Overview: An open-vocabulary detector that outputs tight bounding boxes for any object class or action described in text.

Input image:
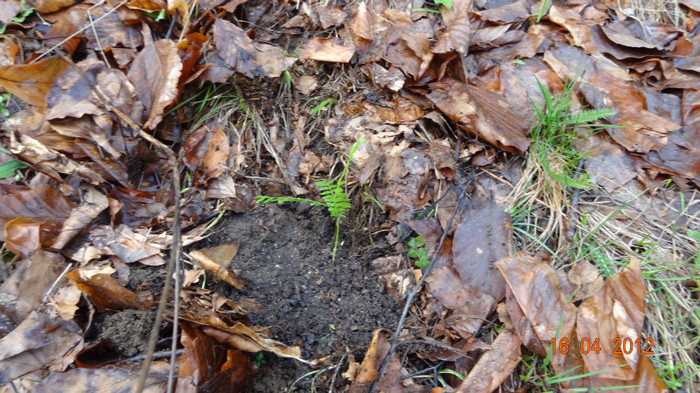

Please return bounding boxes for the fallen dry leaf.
[0,58,68,107]
[456,329,522,393]
[189,250,247,290]
[30,360,170,393]
[452,205,511,300]
[183,123,231,185]
[300,37,355,63]
[0,184,75,250]
[0,311,83,385]
[212,18,260,77]
[127,29,182,129]
[67,270,155,312]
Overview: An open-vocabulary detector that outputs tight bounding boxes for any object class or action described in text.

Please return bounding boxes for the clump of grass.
[255,139,365,261]
[508,78,617,258]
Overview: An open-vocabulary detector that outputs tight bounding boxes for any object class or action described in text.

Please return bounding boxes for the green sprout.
[255,139,365,261]
[407,236,429,269]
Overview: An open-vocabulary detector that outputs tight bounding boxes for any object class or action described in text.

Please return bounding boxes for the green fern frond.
[254,138,365,262]
[254,195,324,206]
[566,108,617,125]
[317,179,351,220]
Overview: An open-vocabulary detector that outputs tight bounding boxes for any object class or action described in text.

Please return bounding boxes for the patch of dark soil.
[199,203,401,392]
[92,309,156,358]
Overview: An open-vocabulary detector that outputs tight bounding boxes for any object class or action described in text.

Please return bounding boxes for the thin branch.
[369,186,467,392]
[52,53,182,393]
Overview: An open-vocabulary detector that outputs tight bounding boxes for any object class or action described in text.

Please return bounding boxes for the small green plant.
[413,0,452,13]
[530,78,618,190]
[533,0,551,22]
[308,97,337,116]
[0,147,26,179]
[407,236,429,269]
[255,139,365,261]
[145,9,166,21]
[0,92,11,117]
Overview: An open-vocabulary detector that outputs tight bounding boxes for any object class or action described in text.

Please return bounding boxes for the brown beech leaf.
[31,361,169,393]
[29,0,76,13]
[350,1,374,41]
[349,330,408,393]
[189,250,248,290]
[0,184,75,244]
[496,253,581,386]
[0,311,83,385]
[427,80,530,153]
[432,0,471,55]
[0,58,68,107]
[300,37,355,63]
[0,251,65,321]
[177,324,251,393]
[456,329,521,393]
[452,205,511,300]
[127,32,182,130]
[127,0,167,12]
[51,186,109,250]
[184,123,230,185]
[83,3,142,49]
[212,18,260,77]
[67,270,155,312]
[89,224,166,265]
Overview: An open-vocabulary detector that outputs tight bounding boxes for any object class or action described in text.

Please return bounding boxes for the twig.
[52,53,183,393]
[31,0,129,63]
[368,187,468,392]
[565,160,585,240]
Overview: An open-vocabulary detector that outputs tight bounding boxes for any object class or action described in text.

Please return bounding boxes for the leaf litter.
[0,0,697,392]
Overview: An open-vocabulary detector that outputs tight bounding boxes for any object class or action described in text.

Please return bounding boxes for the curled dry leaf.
[348,329,409,393]
[177,324,251,393]
[456,329,521,393]
[0,58,68,107]
[189,250,248,290]
[67,270,156,312]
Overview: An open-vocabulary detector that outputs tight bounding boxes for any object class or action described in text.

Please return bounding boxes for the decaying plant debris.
[0,0,698,392]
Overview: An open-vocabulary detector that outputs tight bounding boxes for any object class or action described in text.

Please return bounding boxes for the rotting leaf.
[0,58,68,107]
[452,205,511,300]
